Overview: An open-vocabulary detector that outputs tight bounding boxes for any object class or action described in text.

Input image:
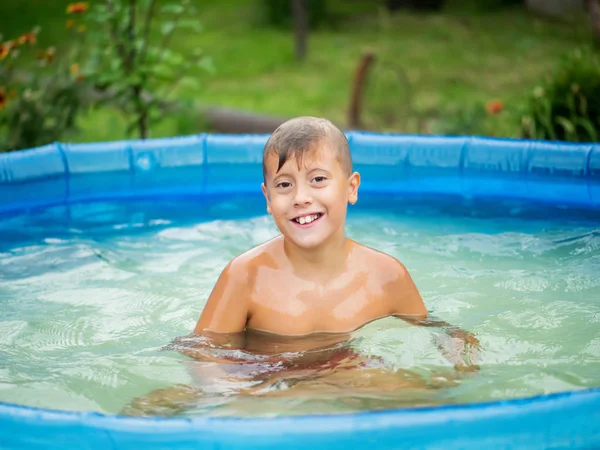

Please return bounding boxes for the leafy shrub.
[521,47,600,142]
[0,0,212,151]
[79,0,212,139]
[0,27,89,152]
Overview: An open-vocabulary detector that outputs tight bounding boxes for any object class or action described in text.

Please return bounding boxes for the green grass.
[0,0,592,143]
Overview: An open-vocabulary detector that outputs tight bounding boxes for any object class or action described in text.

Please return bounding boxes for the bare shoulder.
[194,236,283,334]
[351,241,408,279]
[351,241,427,317]
[228,235,283,273]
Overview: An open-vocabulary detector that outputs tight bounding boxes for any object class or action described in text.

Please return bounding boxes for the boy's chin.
[284,233,329,250]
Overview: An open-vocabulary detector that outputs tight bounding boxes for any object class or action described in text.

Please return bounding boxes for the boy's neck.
[283,231,349,282]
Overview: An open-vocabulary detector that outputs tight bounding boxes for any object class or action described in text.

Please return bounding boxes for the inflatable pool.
[0,133,599,449]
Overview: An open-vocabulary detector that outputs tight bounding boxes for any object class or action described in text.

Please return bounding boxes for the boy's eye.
[312,176,327,183]
[276,181,292,188]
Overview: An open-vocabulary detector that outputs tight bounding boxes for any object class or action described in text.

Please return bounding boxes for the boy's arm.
[179,259,252,366]
[194,260,249,335]
[122,262,252,417]
[385,260,481,372]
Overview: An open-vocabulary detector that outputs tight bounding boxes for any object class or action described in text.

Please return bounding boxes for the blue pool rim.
[1,132,599,449]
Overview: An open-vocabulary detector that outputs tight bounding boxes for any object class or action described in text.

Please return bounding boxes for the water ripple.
[0,198,598,416]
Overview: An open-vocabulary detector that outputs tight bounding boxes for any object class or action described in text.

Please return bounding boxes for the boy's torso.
[241,236,395,336]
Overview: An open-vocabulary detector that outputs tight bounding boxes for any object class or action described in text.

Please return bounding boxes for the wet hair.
[262,117,352,181]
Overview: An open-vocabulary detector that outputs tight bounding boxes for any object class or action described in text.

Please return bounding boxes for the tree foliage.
[81,0,212,139]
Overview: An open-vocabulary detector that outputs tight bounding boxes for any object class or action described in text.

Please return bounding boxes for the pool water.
[0,194,599,417]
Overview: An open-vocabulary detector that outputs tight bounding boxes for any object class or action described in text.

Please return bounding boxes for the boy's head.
[261,117,360,250]
[262,117,352,182]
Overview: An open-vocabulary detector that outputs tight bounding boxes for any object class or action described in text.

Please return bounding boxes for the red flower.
[66,2,89,14]
[0,87,7,110]
[485,100,504,115]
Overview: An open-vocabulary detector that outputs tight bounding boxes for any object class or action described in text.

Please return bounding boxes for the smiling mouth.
[291,213,323,226]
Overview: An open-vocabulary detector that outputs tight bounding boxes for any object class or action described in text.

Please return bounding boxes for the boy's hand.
[399,315,482,373]
[451,338,481,373]
[433,333,480,373]
[447,328,482,369]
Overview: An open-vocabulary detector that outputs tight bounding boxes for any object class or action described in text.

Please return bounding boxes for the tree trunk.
[588,0,600,45]
[386,0,446,11]
[292,0,308,61]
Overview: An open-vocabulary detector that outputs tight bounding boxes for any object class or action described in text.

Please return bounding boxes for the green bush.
[521,47,600,142]
[0,28,89,152]
[0,67,88,152]
[81,0,211,139]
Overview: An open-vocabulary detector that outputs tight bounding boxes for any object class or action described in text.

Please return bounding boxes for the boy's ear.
[348,172,360,205]
[261,182,272,215]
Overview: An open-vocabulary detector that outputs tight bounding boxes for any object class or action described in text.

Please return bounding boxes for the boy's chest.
[246,272,391,335]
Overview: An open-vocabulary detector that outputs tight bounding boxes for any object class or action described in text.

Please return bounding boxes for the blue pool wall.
[0,132,599,449]
[1,132,600,214]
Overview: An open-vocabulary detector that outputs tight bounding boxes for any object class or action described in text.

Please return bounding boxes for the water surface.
[0,194,598,417]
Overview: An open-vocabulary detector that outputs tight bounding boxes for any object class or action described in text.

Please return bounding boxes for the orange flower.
[0,87,7,110]
[485,100,504,115]
[70,63,80,75]
[66,19,76,29]
[0,42,12,59]
[17,32,37,46]
[66,2,89,14]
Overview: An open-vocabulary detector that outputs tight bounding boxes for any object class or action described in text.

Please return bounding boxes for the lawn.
[0,0,592,143]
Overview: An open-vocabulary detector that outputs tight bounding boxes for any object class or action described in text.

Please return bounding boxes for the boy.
[123,117,479,416]
[192,117,479,372]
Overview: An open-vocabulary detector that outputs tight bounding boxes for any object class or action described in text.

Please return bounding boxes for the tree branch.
[104,0,129,67]
[139,0,157,65]
[158,8,184,64]
[127,0,137,71]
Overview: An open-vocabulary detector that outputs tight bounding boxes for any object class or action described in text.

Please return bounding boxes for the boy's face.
[261,144,360,250]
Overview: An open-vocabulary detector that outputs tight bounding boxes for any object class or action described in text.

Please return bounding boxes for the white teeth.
[295,213,320,224]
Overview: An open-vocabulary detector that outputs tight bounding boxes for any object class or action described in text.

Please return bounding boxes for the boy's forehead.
[264,145,340,176]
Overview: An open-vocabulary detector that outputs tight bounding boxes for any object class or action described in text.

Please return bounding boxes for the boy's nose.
[293,185,312,206]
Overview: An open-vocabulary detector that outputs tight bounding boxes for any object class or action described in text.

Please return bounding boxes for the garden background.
[0,0,598,152]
